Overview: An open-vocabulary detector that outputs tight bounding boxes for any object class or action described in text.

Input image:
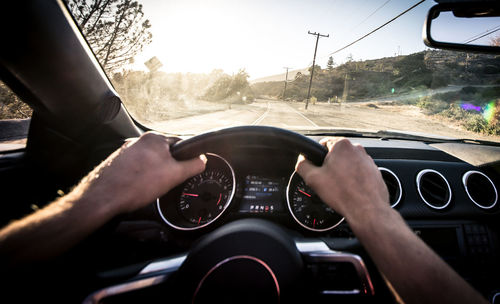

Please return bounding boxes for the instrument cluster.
[157,152,343,232]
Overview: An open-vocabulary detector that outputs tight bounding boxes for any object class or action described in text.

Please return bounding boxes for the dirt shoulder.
[290,101,500,142]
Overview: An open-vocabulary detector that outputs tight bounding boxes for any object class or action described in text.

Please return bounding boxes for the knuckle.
[190,158,205,173]
[303,170,320,187]
[295,159,307,172]
[335,138,352,148]
[139,132,168,148]
[354,143,367,153]
[141,131,163,141]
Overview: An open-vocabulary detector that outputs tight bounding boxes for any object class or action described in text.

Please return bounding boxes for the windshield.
[68,0,500,142]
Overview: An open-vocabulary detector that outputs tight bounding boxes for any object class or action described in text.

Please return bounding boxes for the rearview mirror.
[424,2,500,53]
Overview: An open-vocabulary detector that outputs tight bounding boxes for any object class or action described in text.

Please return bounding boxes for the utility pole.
[305,31,329,109]
[342,73,349,102]
[282,67,291,101]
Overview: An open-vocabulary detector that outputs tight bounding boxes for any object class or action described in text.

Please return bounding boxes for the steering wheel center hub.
[193,255,280,303]
[173,219,303,303]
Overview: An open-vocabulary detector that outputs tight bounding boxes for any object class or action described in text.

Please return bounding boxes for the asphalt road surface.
[151,99,318,135]
[150,99,499,142]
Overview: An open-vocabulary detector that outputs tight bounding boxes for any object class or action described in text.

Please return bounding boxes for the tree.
[490,34,500,46]
[67,0,152,73]
[203,69,252,102]
[327,56,335,71]
[308,64,322,75]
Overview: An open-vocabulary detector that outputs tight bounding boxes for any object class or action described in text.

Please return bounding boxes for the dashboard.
[154,137,499,235]
[99,136,500,302]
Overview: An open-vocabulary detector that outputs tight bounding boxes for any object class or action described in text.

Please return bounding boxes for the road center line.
[251,101,271,125]
[285,103,319,127]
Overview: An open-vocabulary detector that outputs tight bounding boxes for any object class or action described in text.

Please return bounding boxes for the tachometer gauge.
[286,171,344,232]
[179,169,233,225]
[157,153,235,230]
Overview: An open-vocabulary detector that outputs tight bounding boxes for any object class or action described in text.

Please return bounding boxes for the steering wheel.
[170,125,327,165]
[84,126,374,303]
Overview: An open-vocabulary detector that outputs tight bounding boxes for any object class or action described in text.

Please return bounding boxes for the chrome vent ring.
[416,169,452,210]
[463,171,498,210]
[378,167,402,208]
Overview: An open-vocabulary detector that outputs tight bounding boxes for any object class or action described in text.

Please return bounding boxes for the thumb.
[176,154,207,181]
[295,154,319,185]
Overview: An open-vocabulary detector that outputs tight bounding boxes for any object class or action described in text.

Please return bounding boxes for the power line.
[351,0,392,31]
[302,0,390,70]
[328,0,426,56]
[303,0,392,70]
[463,25,500,44]
[462,25,500,43]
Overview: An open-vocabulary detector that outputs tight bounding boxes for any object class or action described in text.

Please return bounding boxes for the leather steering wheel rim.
[170,125,328,166]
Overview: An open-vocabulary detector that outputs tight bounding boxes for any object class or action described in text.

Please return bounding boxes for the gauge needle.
[298,189,311,197]
[216,193,222,205]
[313,218,316,228]
[182,193,199,197]
[198,217,202,225]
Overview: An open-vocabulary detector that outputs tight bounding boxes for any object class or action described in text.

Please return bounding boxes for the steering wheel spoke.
[85,237,375,303]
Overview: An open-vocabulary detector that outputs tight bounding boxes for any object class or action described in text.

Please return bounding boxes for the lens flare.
[482,100,498,124]
[460,103,481,112]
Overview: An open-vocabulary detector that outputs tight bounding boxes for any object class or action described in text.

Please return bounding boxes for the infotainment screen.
[239,175,285,214]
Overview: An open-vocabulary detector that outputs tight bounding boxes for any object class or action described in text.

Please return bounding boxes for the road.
[150,99,318,134]
[150,99,499,142]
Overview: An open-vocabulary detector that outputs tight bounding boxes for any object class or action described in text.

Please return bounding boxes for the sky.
[431,12,500,45]
[128,0,485,79]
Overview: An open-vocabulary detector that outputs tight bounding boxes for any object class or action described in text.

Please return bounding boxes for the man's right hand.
[295,137,390,225]
[296,138,488,304]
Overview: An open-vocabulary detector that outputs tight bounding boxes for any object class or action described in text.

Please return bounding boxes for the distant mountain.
[250,68,309,84]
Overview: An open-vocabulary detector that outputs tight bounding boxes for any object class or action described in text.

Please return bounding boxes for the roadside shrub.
[440,104,469,121]
[397,97,419,105]
[484,123,500,136]
[463,114,499,135]
[440,104,500,136]
[464,114,488,133]
[417,96,448,114]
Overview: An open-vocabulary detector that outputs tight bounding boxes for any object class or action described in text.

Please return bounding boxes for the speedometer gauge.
[157,153,235,230]
[286,172,344,232]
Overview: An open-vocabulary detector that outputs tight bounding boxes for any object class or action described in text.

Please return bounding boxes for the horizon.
[121,48,437,82]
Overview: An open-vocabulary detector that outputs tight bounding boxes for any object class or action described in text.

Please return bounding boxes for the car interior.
[1,1,499,303]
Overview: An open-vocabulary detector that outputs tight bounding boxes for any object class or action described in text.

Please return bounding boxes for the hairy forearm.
[348,207,487,304]
[0,183,114,268]
[0,133,206,269]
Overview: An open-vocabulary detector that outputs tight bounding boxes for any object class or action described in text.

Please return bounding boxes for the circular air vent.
[379,167,402,208]
[463,171,498,210]
[416,169,452,210]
